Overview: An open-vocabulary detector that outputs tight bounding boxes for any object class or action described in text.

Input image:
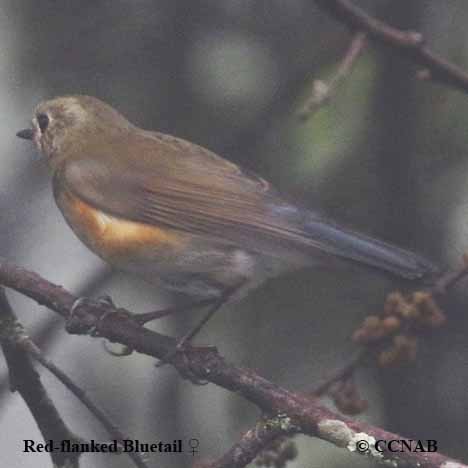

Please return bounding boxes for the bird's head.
[17,95,133,170]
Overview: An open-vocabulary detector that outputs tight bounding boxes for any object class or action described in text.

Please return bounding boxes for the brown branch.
[0,288,149,468]
[298,32,367,120]
[313,0,468,94]
[205,416,298,468]
[0,287,81,468]
[208,350,367,468]
[207,353,371,468]
[20,335,149,468]
[0,258,466,468]
[0,266,112,408]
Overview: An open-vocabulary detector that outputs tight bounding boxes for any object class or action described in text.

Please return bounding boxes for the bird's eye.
[36,113,49,133]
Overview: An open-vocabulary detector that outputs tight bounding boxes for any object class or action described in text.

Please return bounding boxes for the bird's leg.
[156,281,244,371]
[172,299,227,349]
[69,295,215,330]
[69,295,221,358]
[134,297,218,326]
[118,298,221,360]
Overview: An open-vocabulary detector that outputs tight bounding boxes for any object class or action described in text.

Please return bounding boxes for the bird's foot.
[66,294,134,357]
[155,284,242,382]
[68,295,119,336]
[155,339,215,385]
[155,333,191,368]
[67,295,135,356]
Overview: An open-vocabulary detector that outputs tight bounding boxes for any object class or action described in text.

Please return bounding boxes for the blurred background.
[2,0,468,467]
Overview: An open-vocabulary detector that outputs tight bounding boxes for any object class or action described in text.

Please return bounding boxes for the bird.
[16,95,437,345]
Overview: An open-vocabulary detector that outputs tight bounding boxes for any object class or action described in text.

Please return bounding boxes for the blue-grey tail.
[302,216,438,280]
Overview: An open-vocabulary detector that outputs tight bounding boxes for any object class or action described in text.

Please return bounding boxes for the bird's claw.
[102,341,134,357]
[96,294,116,308]
[68,295,119,337]
[155,342,215,385]
[67,297,97,334]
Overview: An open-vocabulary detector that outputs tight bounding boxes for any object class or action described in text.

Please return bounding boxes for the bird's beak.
[16,128,35,140]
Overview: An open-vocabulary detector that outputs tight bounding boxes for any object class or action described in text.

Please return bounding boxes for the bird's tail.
[302,216,437,280]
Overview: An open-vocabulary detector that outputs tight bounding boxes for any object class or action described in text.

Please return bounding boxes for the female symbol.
[188,438,199,456]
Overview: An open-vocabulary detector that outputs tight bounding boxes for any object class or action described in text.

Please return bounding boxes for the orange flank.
[56,188,187,266]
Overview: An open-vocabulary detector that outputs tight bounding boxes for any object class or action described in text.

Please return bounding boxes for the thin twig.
[0,266,112,407]
[0,288,149,468]
[313,0,468,94]
[312,257,468,401]
[432,256,468,295]
[19,336,149,468]
[298,32,367,120]
[0,288,81,468]
[312,349,367,397]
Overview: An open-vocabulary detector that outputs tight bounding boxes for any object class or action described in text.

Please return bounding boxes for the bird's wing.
[55,130,436,278]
